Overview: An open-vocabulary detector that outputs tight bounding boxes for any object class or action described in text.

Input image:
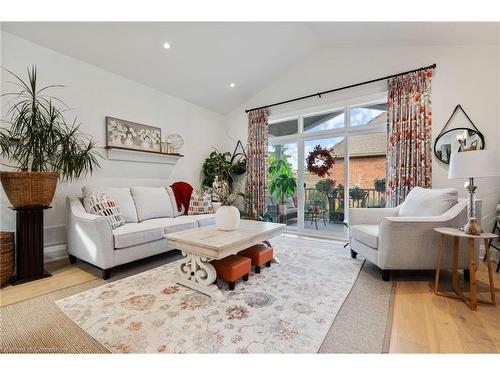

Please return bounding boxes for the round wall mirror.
[434,128,484,164]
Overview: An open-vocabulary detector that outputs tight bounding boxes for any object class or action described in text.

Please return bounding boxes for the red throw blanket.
[170,181,193,214]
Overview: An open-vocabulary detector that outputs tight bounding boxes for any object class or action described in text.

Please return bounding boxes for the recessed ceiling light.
[229,83,236,88]
[163,42,171,49]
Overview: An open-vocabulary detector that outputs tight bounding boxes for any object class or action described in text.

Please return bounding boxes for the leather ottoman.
[238,244,273,273]
[211,255,251,290]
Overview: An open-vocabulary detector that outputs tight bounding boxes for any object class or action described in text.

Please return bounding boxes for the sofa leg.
[463,269,470,282]
[68,254,77,264]
[228,281,235,290]
[255,265,261,274]
[102,268,112,280]
[265,261,271,267]
[350,249,358,259]
[242,273,249,281]
[381,269,391,281]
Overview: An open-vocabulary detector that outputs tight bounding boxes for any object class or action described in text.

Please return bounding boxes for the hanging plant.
[306,145,335,177]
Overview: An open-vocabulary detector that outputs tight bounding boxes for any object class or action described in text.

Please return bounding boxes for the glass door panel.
[267,142,298,227]
[303,137,345,238]
[347,132,387,209]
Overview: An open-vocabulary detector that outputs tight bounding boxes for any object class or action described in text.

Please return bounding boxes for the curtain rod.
[244,63,436,113]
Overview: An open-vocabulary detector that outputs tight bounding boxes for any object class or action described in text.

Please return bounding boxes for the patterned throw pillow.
[87,192,125,229]
[187,191,214,215]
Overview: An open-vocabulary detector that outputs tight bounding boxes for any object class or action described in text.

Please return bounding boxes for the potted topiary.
[0,67,101,208]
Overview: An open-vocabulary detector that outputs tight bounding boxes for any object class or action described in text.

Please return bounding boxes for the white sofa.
[66,186,215,279]
[348,187,481,281]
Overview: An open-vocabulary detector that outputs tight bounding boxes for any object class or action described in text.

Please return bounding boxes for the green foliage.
[306,191,327,210]
[373,177,386,193]
[350,186,366,200]
[0,66,101,180]
[202,149,232,187]
[315,179,336,197]
[268,159,297,204]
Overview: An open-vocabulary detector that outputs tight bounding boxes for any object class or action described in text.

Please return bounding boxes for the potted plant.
[0,67,101,208]
[268,159,297,215]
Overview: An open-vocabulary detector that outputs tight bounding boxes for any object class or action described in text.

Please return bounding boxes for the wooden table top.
[434,227,498,240]
[165,220,286,258]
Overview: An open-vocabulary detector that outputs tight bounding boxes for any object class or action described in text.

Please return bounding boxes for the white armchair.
[348,188,481,281]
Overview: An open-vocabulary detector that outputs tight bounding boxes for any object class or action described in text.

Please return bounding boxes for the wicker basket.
[0,232,15,287]
[0,171,59,208]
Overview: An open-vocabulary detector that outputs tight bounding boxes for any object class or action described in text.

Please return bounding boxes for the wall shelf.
[105,146,183,165]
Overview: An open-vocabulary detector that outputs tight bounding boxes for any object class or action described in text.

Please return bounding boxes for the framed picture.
[106,116,161,153]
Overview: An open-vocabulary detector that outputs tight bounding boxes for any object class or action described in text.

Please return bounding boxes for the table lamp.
[448,149,500,233]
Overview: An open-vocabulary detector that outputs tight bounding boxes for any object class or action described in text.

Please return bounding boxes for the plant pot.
[215,205,241,231]
[0,171,59,208]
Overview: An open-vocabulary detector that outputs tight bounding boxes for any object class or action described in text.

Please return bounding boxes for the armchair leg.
[350,249,358,259]
[102,268,112,280]
[463,269,470,282]
[380,269,391,281]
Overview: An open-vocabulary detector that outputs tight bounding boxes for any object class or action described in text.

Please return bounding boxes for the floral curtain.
[386,69,433,207]
[245,108,269,219]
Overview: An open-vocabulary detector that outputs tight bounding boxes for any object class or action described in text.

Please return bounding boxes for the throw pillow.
[188,191,214,215]
[398,187,458,217]
[87,192,125,230]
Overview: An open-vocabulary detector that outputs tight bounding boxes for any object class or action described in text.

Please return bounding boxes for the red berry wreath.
[306,145,335,177]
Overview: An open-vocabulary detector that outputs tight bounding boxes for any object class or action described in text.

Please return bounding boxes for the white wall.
[223,44,500,229]
[1,32,225,258]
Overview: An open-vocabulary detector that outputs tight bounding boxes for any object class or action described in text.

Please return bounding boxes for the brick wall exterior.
[304,155,386,189]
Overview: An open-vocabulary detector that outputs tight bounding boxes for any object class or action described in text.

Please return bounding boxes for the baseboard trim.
[44,243,67,263]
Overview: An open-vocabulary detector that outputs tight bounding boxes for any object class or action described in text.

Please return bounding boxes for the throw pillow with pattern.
[187,191,214,215]
[87,192,125,229]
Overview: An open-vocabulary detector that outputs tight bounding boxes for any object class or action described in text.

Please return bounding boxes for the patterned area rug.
[56,236,362,353]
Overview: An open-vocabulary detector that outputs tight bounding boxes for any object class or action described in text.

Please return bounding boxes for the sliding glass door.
[266,92,387,240]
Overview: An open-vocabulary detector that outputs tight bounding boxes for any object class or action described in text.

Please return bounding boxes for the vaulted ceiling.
[2,22,498,114]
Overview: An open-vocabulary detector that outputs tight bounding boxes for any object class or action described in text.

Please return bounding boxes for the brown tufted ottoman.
[238,243,274,273]
[211,255,251,290]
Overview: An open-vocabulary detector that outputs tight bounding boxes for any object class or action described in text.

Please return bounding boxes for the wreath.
[306,145,335,177]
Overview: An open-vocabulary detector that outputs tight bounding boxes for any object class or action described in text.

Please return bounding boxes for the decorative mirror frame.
[433,104,485,165]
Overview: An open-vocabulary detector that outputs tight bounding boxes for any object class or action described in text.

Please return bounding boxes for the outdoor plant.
[350,185,366,200]
[373,177,386,193]
[316,179,336,197]
[268,159,297,205]
[0,66,101,180]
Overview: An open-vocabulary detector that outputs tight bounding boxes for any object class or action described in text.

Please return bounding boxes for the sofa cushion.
[130,187,174,222]
[112,223,164,249]
[166,186,185,217]
[86,192,125,230]
[141,217,199,234]
[350,224,379,249]
[82,186,138,223]
[398,187,458,217]
[191,213,216,227]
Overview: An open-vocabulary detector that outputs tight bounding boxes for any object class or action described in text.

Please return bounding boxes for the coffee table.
[165,220,286,299]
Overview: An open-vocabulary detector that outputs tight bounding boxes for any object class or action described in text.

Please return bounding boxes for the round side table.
[434,227,497,311]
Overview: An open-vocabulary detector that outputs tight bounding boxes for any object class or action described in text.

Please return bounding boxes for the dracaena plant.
[0,66,101,180]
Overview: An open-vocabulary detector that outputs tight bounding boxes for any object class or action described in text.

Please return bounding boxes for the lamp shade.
[448,149,500,179]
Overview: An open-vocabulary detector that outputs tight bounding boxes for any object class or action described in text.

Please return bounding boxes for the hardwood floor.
[1,252,499,353]
[389,262,500,353]
[0,259,98,307]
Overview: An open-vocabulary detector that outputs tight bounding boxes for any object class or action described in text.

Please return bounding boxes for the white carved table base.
[175,251,225,300]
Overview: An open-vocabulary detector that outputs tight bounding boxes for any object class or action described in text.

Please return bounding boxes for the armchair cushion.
[350,224,379,249]
[398,187,458,217]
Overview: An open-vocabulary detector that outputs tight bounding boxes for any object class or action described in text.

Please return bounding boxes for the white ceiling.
[2,22,498,114]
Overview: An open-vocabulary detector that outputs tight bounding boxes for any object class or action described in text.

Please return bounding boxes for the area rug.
[55,236,363,353]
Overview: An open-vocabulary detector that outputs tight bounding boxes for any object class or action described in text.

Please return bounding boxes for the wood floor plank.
[390,262,500,353]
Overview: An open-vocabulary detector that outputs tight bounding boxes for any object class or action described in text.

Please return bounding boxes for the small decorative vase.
[124,136,134,146]
[464,217,481,235]
[141,140,150,148]
[215,205,241,231]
